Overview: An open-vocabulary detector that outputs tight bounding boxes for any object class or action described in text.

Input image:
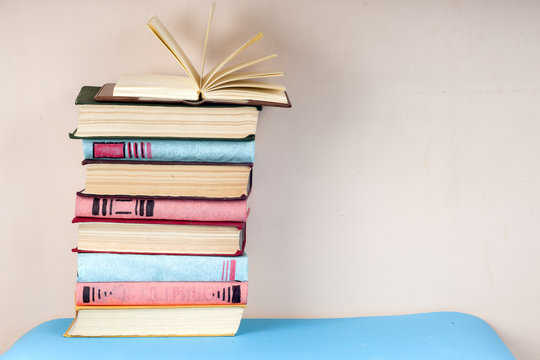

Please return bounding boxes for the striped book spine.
[75,282,248,306]
[75,194,249,222]
[83,138,255,163]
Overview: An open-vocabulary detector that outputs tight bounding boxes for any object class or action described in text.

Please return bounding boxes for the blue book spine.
[82,138,255,163]
[77,253,248,282]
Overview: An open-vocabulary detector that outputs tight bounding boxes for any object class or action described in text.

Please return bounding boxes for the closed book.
[64,305,245,337]
[76,282,248,306]
[75,194,249,222]
[77,253,248,282]
[71,86,259,140]
[73,217,246,256]
[82,138,255,163]
[81,160,252,200]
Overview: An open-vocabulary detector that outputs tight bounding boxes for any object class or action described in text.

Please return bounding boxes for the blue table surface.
[1,312,514,360]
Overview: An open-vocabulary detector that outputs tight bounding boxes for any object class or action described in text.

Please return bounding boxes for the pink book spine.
[76,282,248,306]
[75,194,248,222]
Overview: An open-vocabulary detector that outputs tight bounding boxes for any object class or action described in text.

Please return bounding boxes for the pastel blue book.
[82,138,255,163]
[77,253,248,282]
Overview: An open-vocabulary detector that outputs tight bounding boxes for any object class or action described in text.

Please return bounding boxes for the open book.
[112,4,290,106]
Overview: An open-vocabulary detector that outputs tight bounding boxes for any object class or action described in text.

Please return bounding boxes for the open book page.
[147,17,201,88]
[203,87,288,104]
[201,32,264,89]
[114,74,200,100]
[206,80,285,91]
[202,54,277,90]
[206,72,284,90]
[200,3,216,89]
[111,5,290,105]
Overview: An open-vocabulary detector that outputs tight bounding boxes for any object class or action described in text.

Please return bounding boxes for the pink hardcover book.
[75,282,248,306]
[75,194,249,222]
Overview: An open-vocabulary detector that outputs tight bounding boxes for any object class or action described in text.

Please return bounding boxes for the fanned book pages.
[109,4,290,106]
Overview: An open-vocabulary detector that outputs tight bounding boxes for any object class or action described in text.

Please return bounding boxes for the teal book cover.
[82,138,255,163]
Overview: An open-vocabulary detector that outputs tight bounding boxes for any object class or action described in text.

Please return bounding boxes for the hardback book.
[75,281,248,306]
[82,138,255,163]
[80,160,252,199]
[77,253,248,282]
[73,217,246,256]
[71,86,259,140]
[109,4,290,106]
[64,305,245,337]
[75,194,249,222]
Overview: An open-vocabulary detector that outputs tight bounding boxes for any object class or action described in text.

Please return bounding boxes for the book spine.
[75,194,248,222]
[82,138,255,163]
[77,253,248,282]
[75,282,248,306]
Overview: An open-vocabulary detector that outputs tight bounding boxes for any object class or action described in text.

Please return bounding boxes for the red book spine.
[75,282,248,306]
[75,194,249,222]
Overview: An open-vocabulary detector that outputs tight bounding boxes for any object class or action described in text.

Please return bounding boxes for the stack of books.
[64,7,290,337]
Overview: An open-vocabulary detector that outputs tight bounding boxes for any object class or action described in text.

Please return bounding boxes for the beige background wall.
[1,0,539,358]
